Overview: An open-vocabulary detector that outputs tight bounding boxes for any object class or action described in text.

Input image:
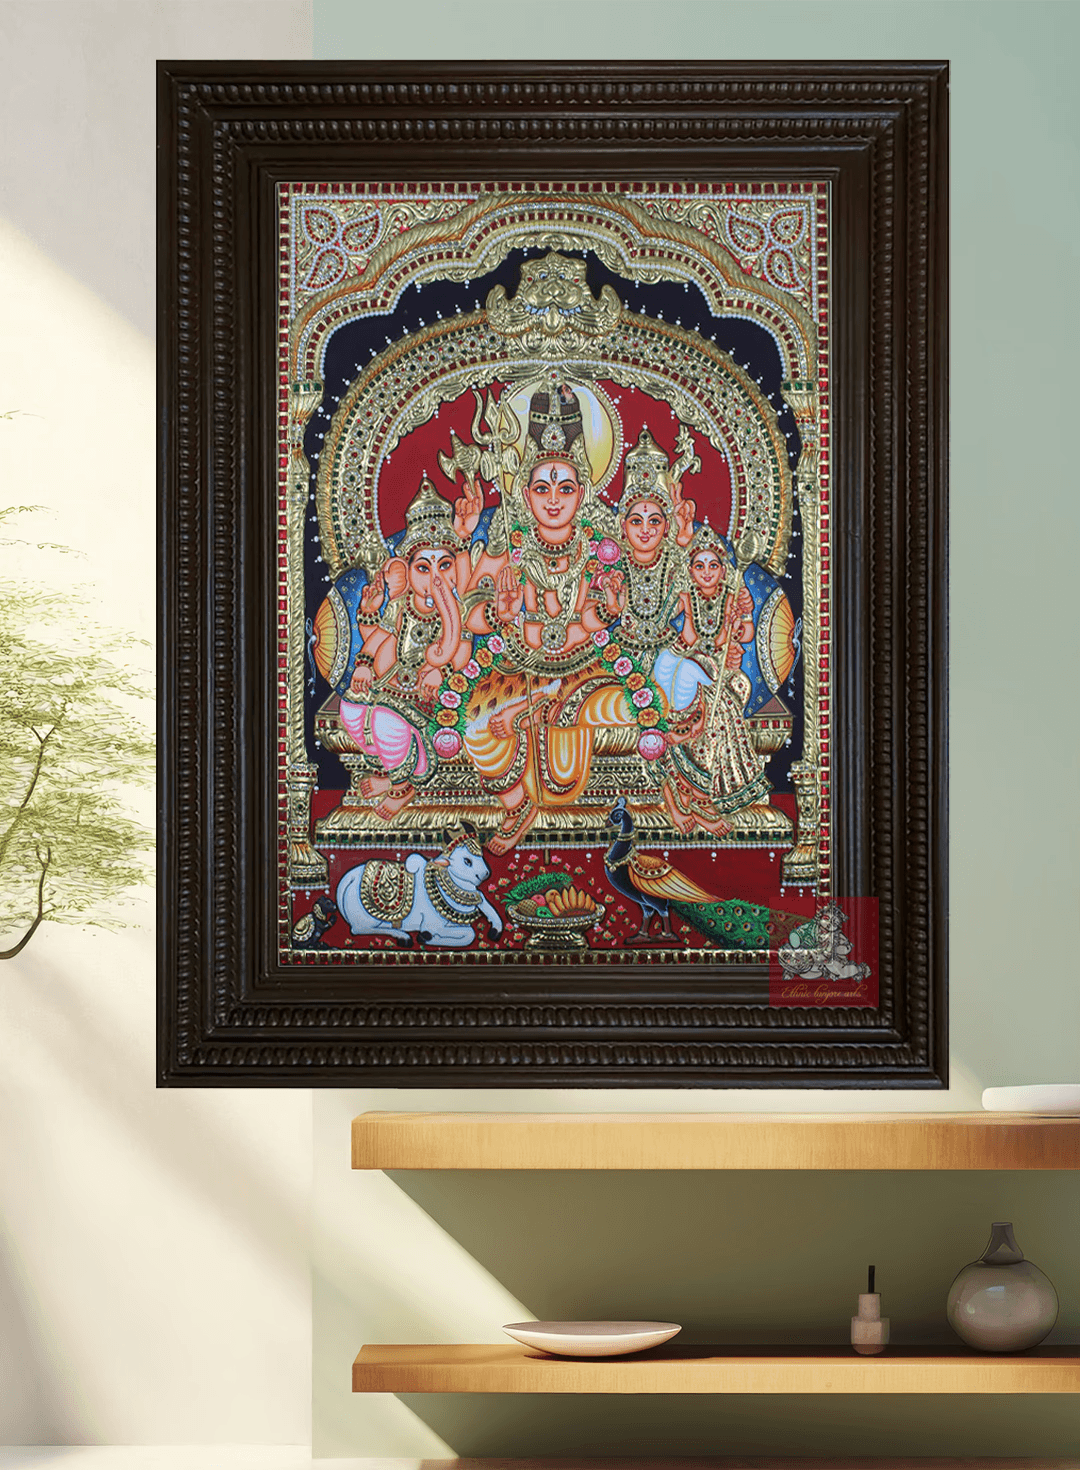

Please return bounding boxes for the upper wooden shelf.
[368,1462,1077,1470]
[351,1111,1080,1171]
[385,1463,1078,1470]
[353,1341,1080,1395]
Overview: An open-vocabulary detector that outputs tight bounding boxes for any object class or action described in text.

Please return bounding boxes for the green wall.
[312,1,1080,1458]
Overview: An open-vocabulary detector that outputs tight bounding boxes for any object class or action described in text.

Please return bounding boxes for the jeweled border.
[275,180,830,966]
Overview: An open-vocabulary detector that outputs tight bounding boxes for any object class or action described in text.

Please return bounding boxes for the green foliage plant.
[505,871,574,905]
[0,502,154,958]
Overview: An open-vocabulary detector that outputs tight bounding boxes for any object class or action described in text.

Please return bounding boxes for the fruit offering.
[543,885,597,916]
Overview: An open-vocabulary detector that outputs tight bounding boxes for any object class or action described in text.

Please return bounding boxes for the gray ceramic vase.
[947,1221,1058,1352]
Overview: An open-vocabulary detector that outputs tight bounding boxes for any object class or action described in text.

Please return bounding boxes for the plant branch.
[0,844,52,960]
[0,722,59,868]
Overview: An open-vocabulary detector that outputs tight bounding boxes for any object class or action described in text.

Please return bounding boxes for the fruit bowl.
[508,886,606,951]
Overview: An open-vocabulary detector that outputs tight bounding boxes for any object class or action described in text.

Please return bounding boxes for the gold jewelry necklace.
[424,863,482,923]
[522,526,588,653]
[621,545,679,647]
[690,586,724,638]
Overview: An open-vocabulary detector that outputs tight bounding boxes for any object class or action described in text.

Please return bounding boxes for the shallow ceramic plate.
[982,1084,1080,1116]
[502,1320,682,1357]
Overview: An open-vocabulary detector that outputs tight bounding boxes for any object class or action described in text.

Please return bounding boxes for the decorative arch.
[290,190,817,386]
[315,306,792,580]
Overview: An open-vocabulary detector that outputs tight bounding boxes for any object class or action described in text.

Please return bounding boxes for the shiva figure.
[453,382,635,854]
[597,428,698,672]
[658,522,770,836]
[339,475,471,820]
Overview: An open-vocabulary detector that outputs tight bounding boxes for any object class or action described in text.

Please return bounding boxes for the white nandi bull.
[335,823,502,949]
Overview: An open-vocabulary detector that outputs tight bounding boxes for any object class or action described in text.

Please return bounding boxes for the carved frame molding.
[158,62,948,1087]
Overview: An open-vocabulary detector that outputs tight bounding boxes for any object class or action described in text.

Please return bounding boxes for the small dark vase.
[946,1222,1058,1352]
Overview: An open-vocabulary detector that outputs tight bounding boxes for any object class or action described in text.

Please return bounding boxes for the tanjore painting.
[160,63,947,1085]
[280,182,848,977]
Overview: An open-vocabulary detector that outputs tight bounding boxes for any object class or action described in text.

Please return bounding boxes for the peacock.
[603,798,791,949]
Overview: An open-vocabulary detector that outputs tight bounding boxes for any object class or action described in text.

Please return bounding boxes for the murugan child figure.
[598,428,697,671]
[340,476,472,819]
[659,522,770,836]
[454,383,634,854]
[676,521,755,659]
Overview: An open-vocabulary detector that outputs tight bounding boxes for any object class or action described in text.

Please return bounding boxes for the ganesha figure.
[338,475,472,820]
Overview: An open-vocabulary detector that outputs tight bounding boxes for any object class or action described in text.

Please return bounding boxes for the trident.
[438,389,521,552]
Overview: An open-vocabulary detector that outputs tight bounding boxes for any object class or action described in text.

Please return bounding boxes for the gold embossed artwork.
[278,182,832,967]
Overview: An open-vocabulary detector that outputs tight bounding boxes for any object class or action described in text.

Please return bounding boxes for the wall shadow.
[384,1168,1080,1457]
[400,1391,1080,1459]
[0,935,310,1441]
[0,1234,92,1443]
[388,1169,1080,1344]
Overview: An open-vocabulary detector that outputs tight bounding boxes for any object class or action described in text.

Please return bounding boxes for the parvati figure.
[596,427,696,671]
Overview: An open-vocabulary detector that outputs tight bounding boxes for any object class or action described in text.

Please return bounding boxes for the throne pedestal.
[312,695,794,852]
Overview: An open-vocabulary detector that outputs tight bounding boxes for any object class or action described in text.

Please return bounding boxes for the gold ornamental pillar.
[780,380,825,891]
[285,380,328,887]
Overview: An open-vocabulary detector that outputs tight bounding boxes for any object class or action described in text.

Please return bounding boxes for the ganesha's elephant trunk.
[427,572,461,668]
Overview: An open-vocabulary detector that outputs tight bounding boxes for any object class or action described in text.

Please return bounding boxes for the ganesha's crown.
[397,473,463,558]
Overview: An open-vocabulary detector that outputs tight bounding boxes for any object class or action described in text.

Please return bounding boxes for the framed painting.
[158,62,948,1086]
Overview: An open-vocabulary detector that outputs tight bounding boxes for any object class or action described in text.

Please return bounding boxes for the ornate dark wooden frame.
[158,61,948,1088]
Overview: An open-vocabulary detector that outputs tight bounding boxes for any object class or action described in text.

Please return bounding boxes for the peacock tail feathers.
[672,899,806,951]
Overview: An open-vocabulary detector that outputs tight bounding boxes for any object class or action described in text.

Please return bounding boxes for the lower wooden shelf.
[352,1342,1080,1395]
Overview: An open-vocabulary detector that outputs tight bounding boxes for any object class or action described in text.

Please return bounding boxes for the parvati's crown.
[617,428,676,519]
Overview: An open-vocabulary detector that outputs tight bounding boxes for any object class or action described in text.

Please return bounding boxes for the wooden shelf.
[351,1111,1080,1171]
[398,1462,1077,1469]
[352,1342,1080,1395]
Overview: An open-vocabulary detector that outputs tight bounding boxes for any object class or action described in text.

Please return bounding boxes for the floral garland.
[427,522,670,745]
[427,631,509,741]
[590,627,668,733]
